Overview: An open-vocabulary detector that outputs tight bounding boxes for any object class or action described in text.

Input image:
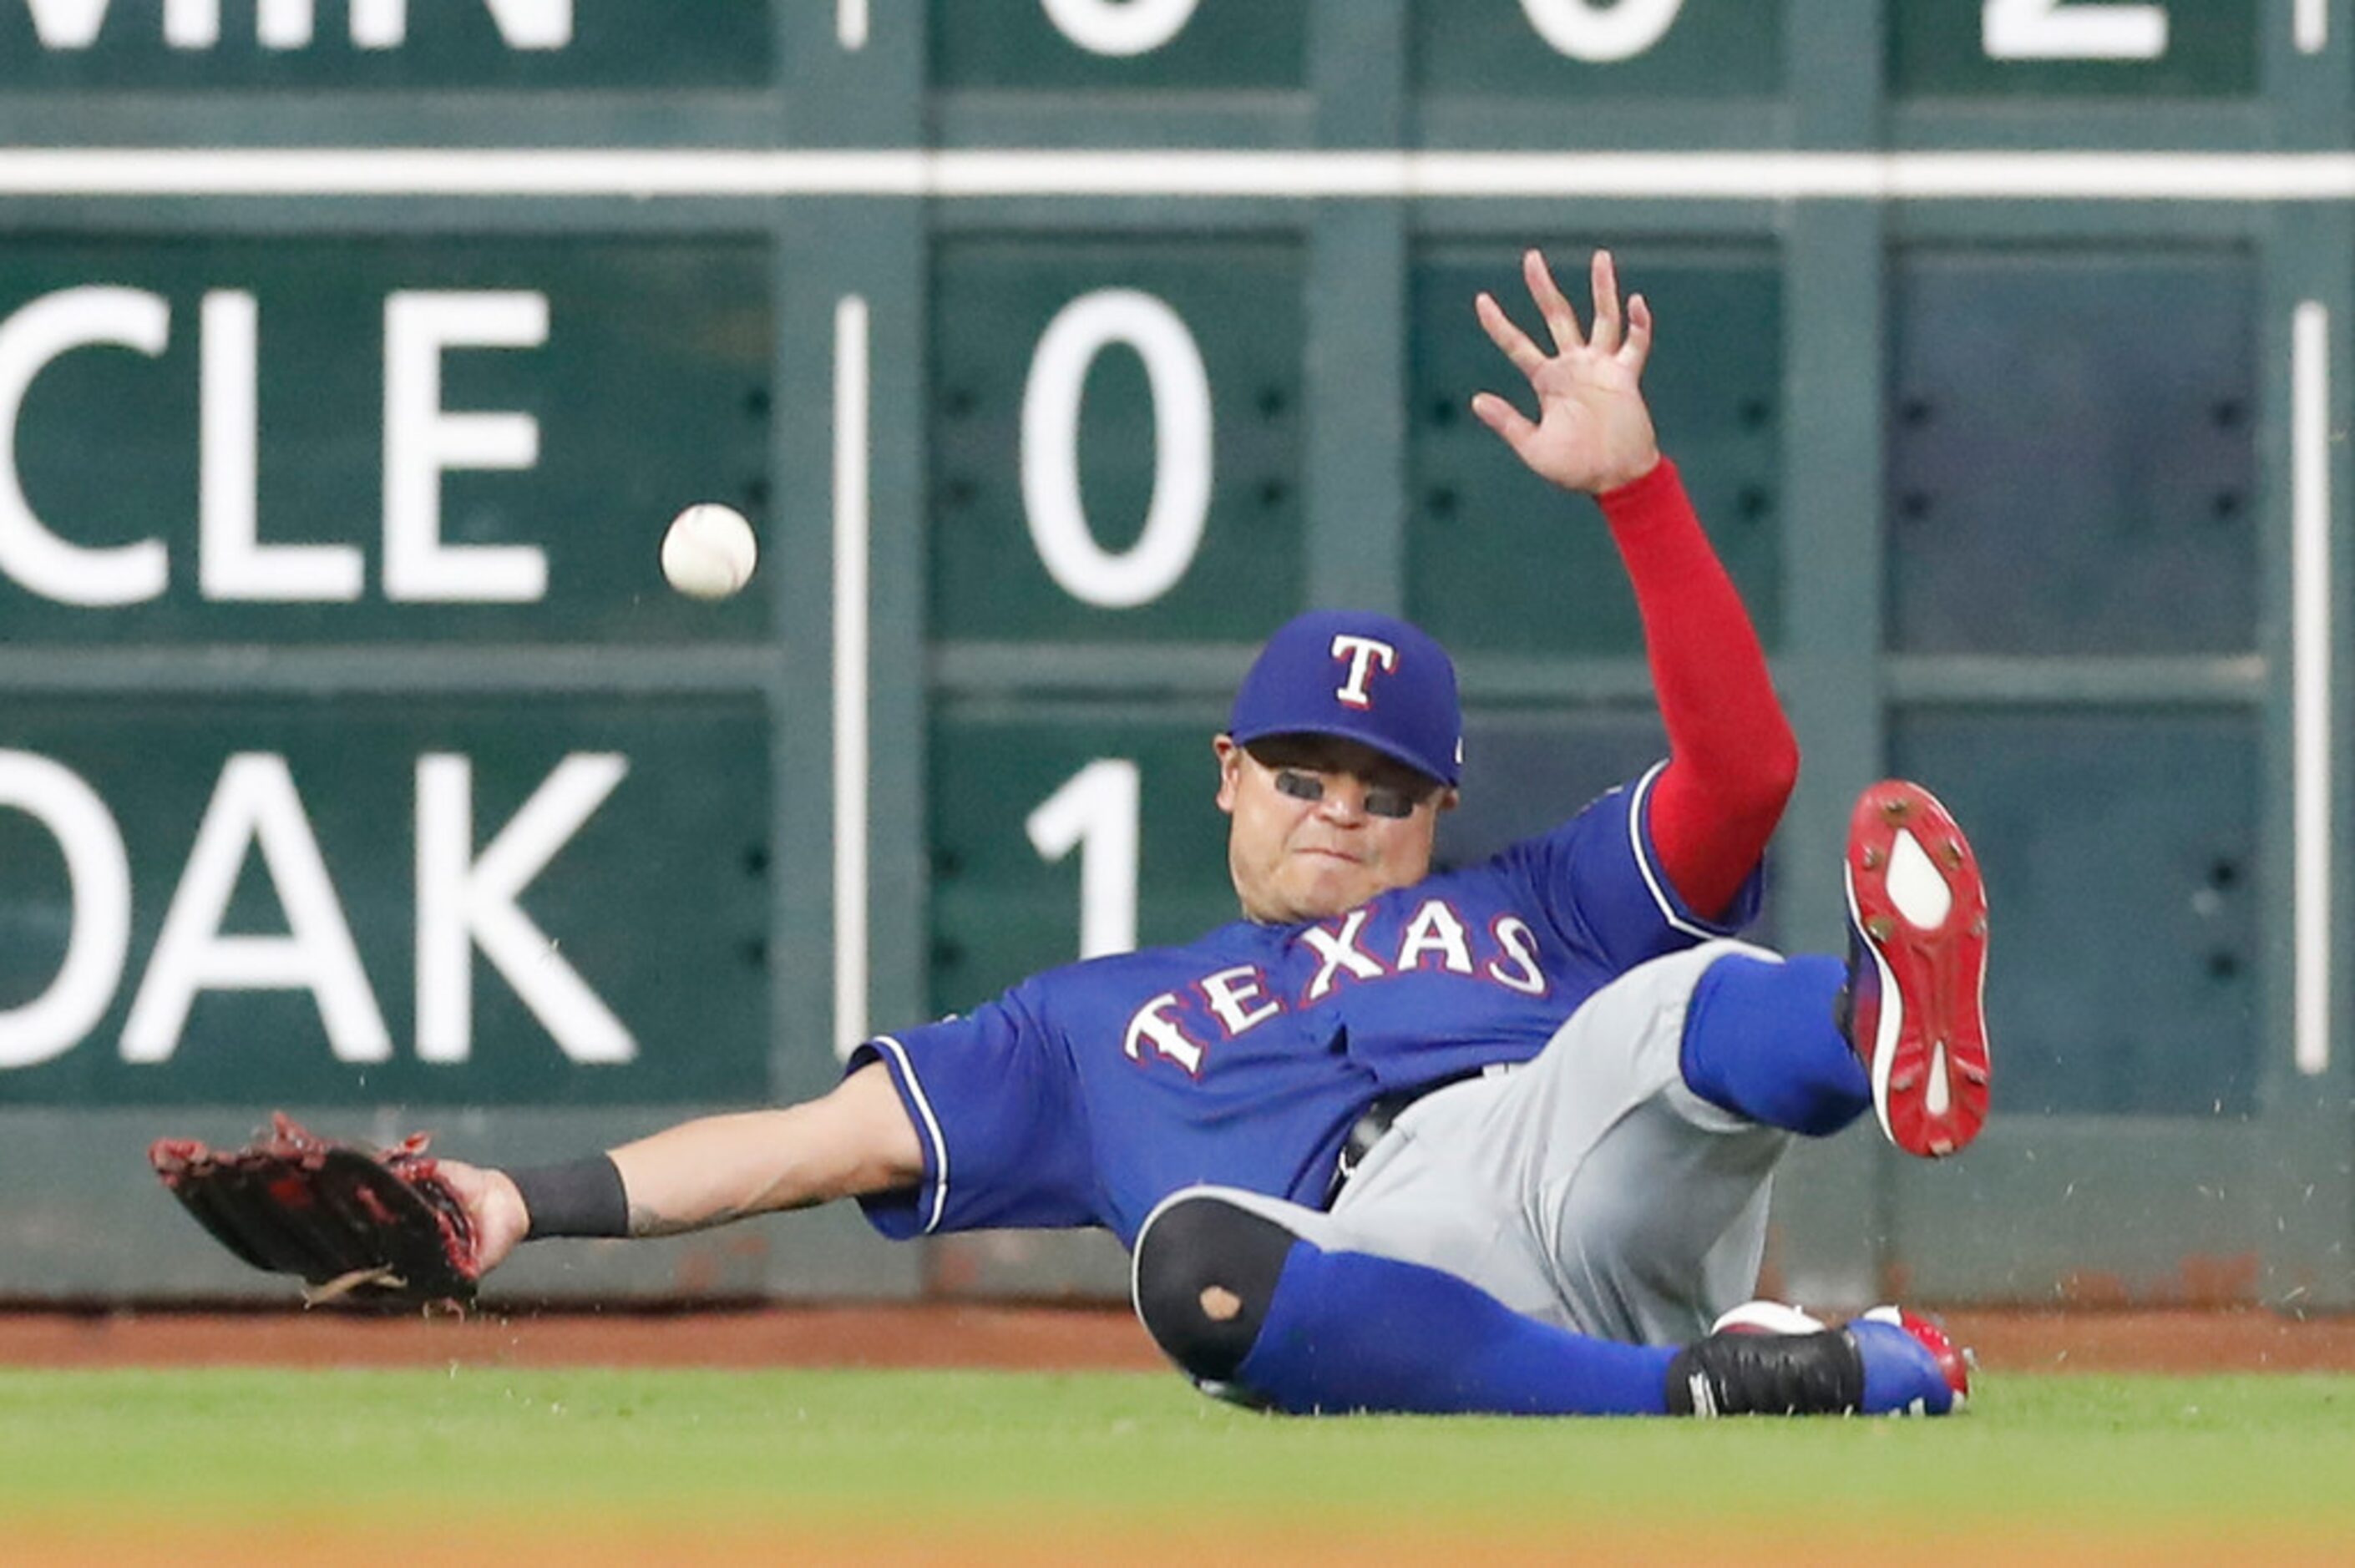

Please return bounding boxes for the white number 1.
[1984,0,2168,60]
[1026,759,1140,961]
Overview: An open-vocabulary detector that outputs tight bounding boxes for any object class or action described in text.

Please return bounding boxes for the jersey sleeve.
[1496,760,1765,974]
[845,981,1098,1240]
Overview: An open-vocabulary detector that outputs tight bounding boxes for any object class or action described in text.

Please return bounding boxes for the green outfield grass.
[1,1368,2351,1558]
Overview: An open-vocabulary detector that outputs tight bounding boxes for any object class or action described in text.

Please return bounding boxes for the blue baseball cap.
[1228,609,1463,787]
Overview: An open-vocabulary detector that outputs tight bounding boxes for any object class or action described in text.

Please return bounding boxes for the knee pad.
[1131,1191,1300,1383]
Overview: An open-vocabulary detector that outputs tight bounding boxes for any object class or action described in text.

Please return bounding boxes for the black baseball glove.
[149,1113,480,1307]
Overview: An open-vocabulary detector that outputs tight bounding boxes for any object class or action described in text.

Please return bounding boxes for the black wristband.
[503,1155,630,1240]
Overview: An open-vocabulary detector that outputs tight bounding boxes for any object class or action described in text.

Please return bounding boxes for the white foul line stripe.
[833,295,871,1062]
[2292,301,2332,1077]
[16,149,2355,200]
[867,1035,950,1234]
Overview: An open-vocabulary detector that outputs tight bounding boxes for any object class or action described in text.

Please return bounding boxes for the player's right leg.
[1128,1186,1967,1417]
[1677,777,1989,1158]
[1132,1184,1676,1415]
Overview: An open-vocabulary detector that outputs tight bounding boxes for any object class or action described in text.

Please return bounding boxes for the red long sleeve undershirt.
[1594,458,1799,922]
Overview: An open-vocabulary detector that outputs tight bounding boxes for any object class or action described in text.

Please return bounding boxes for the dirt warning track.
[0,1302,2351,1373]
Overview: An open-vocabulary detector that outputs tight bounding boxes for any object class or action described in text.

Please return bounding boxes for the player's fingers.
[1475,290,1547,377]
[1623,291,1654,374]
[1470,391,1539,455]
[1587,250,1623,357]
[1523,248,1585,354]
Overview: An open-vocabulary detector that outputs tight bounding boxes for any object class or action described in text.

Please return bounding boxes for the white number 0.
[1026,759,1141,961]
[1517,0,1684,63]
[1040,0,1201,56]
[1020,289,1213,610]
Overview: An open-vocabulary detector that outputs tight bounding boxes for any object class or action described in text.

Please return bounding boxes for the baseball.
[661,503,757,599]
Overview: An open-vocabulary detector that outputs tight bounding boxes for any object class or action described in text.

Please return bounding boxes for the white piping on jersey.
[869,1034,950,1234]
[1625,761,1723,941]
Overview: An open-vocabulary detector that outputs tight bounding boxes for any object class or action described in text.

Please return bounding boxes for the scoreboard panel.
[1886,245,2261,659]
[931,0,1309,91]
[1411,0,1783,101]
[1405,240,1784,658]
[927,703,1239,1015]
[0,234,772,643]
[1890,707,2261,1119]
[0,0,2340,1306]
[1890,1,2261,101]
[0,2,776,92]
[927,235,1307,644]
[0,692,772,1105]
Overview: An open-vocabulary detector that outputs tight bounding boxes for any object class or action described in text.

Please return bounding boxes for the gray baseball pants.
[1175,939,1790,1347]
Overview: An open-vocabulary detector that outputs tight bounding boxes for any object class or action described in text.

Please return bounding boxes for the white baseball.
[661,503,757,599]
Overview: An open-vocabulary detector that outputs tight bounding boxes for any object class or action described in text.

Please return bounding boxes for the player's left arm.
[1471,249,1798,922]
[434,1064,923,1276]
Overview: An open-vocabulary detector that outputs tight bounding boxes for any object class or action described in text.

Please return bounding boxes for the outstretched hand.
[1471,248,1661,496]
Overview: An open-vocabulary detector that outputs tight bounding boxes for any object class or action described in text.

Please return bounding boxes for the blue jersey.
[850,762,1760,1247]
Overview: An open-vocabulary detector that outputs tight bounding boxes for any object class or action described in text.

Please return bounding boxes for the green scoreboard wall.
[0,0,2347,1310]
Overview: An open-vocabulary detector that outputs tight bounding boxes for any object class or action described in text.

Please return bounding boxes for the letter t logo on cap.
[1329,635,1399,709]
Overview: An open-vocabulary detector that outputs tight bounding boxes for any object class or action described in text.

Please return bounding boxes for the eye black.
[1274,770,1324,802]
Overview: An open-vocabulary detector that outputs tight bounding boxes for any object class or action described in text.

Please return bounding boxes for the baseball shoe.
[1843,779,1991,1158]
[1668,1303,1970,1417]
[1849,1306,1972,1416]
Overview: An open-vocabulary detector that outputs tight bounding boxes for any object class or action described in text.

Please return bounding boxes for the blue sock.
[1232,1239,1675,1415]
[1679,952,1871,1136]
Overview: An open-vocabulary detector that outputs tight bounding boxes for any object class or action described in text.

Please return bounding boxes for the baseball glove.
[149,1113,480,1307]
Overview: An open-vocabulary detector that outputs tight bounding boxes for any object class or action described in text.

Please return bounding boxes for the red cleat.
[1843,780,1991,1159]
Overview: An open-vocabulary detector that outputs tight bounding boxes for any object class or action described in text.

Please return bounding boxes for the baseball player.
[437,249,1991,1417]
